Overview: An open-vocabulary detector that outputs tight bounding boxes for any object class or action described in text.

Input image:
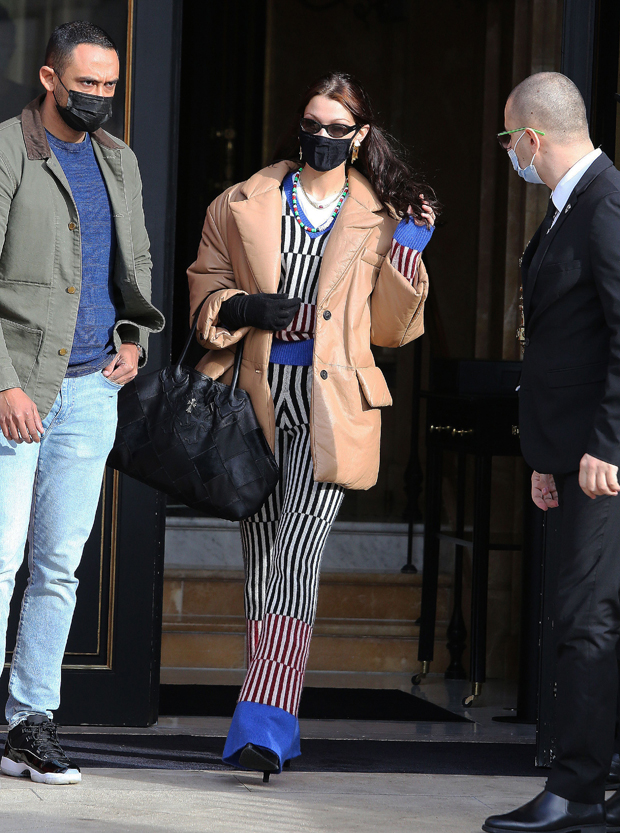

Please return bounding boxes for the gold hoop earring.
[351,142,360,163]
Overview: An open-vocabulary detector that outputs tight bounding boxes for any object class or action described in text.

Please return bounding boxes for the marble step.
[161,625,451,674]
[161,569,454,675]
[163,569,453,623]
[164,613,422,638]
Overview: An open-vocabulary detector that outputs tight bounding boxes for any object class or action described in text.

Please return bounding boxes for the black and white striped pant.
[238,363,344,714]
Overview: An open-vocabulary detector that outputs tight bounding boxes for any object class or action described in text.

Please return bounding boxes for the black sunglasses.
[300,117,362,140]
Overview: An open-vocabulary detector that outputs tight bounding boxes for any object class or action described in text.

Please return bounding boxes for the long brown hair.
[272,71,439,223]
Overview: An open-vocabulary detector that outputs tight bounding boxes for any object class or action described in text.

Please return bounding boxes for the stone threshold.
[166,517,423,534]
[163,568,451,584]
[165,518,424,573]
[162,614,422,638]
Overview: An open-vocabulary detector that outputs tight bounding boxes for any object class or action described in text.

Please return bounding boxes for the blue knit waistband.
[269,338,314,366]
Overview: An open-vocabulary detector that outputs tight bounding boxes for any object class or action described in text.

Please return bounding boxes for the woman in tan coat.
[187,72,437,779]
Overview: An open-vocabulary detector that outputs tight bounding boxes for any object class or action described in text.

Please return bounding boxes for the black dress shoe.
[607,754,620,791]
[605,789,620,832]
[238,743,280,783]
[482,790,605,833]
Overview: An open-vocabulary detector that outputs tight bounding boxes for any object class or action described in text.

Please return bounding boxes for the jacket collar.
[231,161,385,294]
[230,163,292,293]
[550,147,602,215]
[20,95,122,161]
[569,149,613,198]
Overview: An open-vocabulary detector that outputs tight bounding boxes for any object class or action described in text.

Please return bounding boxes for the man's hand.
[0,388,44,443]
[102,344,140,386]
[531,471,559,510]
[579,453,620,499]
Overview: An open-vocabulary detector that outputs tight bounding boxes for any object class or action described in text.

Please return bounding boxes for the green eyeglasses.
[497,127,545,149]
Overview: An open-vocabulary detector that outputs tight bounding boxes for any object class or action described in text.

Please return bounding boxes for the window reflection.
[0,1,127,137]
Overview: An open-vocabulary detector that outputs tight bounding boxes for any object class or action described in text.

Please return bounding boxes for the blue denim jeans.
[0,371,120,726]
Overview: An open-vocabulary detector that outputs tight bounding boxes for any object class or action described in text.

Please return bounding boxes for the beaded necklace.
[291,168,349,234]
[297,177,342,210]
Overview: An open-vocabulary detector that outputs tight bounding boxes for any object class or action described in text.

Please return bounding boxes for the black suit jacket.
[519,151,620,474]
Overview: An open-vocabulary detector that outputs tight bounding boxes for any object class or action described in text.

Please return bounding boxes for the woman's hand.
[219,293,302,332]
[408,195,435,228]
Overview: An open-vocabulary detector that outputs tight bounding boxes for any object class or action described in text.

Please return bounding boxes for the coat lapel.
[91,140,137,286]
[229,162,293,293]
[523,204,567,318]
[228,163,385,300]
[524,152,613,320]
[318,168,383,303]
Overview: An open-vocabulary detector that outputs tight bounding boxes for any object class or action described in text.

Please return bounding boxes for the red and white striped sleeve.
[275,302,317,342]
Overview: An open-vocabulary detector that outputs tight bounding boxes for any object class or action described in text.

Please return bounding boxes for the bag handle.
[176,295,245,397]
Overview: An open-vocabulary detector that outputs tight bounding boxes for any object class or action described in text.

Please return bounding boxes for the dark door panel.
[0,0,179,726]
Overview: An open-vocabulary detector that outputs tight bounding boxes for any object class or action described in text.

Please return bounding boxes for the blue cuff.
[392,217,434,252]
[223,701,301,772]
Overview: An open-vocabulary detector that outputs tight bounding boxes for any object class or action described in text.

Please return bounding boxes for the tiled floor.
[0,678,541,832]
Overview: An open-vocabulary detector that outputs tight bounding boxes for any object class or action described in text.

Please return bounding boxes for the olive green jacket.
[0,98,165,417]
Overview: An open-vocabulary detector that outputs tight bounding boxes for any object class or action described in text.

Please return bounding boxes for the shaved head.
[507,72,589,145]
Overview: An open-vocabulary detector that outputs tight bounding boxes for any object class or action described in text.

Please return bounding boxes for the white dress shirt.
[550,147,602,227]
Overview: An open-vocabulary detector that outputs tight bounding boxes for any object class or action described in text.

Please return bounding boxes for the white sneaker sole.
[0,755,81,785]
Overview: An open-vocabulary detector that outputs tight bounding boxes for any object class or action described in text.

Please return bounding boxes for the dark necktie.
[519,198,557,339]
[540,197,557,237]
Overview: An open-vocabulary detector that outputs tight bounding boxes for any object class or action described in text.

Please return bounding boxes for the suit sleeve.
[586,192,620,465]
[187,190,249,350]
[0,151,19,391]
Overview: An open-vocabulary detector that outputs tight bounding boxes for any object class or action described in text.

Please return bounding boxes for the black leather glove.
[218,293,302,332]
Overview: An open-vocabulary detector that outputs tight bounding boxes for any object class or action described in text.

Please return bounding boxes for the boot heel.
[283,760,291,770]
[238,743,280,783]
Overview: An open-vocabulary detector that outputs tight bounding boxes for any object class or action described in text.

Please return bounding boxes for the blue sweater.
[47,131,117,376]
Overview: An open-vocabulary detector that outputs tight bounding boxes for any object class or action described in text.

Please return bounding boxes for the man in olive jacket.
[0,22,163,785]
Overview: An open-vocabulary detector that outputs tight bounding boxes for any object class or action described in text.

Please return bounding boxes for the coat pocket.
[547,361,607,388]
[538,259,581,275]
[356,365,392,407]
[361,249,386,269]
[0,318,43,387]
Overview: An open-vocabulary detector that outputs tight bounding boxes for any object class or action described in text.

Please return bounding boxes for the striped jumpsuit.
[222,172,432,770]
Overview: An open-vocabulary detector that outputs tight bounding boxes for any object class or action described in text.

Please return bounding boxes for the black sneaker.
[1,715,81,784]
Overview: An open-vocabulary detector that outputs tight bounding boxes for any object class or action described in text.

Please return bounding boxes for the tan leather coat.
[187,161,428,490]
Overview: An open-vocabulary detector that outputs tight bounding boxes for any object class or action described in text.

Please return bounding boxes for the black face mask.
[298,128,355,172]
[54,74,113,133]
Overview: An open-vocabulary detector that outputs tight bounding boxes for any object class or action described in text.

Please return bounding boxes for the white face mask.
[508,130,545,184]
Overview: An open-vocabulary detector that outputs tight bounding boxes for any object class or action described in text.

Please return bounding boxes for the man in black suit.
[483,72,620,833]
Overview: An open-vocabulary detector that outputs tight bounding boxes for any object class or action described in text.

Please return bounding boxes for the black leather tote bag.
[107,313,279,521]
